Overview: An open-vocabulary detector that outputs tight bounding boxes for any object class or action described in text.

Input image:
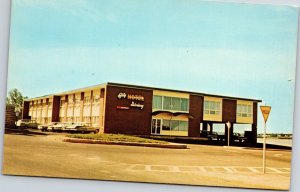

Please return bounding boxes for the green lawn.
[66,133,168,144]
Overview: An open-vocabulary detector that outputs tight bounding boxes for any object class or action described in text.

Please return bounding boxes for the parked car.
[233,132,246,142]
[207,132,218,141]
[200,130,210,138]
[15,119,39,129]
[52,122,73,132]
[65,122,99,133]
[38,124,47,130]
[38,122,59,132]
[200,130,219,141]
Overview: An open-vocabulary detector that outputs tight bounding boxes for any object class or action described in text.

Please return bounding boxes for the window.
[204,100,222,115]
[153,96,162,110]
[153,95,189,111]
[163,97,172,110]
[75,116,81,122]
[84,96,91,103]
[171,120,179,131]
[181,98,189,111]
[60,100,65,106]
[161,119,188,131]
[179,121,188,131]
[92,116,99,124]
[83,116,91,123]
[93,96,100,103]
[237,104,252,117]
[162,119,170,130]
[68,98,74,104]
[75,98,81,104]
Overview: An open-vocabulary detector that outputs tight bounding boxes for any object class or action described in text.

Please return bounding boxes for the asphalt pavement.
[2,129,292,190]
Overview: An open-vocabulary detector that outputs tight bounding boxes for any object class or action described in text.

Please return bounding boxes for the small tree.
[6,89,28,118]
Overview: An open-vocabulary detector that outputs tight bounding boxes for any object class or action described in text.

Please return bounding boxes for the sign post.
[260,105,271,174]
[226,121,231,147]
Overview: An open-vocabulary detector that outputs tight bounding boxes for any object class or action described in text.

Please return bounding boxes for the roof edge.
[107,82,262,102]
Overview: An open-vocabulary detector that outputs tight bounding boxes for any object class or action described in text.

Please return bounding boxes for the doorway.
[151,119,161,134]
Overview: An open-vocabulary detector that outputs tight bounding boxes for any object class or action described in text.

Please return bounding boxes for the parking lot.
[2,128,292,190]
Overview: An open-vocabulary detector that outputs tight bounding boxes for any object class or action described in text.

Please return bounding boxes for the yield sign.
[260,106,271,123]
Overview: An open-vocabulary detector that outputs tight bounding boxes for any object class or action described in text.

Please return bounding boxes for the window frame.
[152,95,189,112]
[204,100,222,115]
[237,104,253,118]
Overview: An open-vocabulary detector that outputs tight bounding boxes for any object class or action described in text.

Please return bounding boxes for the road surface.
[2,129,292,190]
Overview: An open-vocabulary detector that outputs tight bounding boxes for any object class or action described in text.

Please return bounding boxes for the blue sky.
[7,0,298,133]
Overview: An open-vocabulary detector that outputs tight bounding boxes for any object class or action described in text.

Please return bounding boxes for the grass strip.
[66,133,168,144]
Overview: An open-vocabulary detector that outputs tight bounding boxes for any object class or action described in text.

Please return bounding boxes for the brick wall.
[5,105,16,128]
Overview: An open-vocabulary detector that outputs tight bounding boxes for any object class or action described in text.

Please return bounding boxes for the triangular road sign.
[260,106,271,123]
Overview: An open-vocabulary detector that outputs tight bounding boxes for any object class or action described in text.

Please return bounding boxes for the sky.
[7,0,299,133]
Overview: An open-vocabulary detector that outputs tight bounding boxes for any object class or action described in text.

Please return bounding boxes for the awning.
[152,110,194,119]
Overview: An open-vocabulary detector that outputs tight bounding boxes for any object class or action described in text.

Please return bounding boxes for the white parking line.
[267,167,282,173]
[224,167,234,173]
[125,164,290,174]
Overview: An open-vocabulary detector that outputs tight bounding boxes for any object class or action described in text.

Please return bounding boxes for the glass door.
[151,119,161,134]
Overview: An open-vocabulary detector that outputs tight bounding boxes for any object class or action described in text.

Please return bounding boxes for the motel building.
[22,82,261,143]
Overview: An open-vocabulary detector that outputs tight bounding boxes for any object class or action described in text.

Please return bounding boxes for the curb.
[63,138,188,149]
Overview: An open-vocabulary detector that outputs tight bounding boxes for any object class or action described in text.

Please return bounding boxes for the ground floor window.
[43,117,48,124]
[92,116,99,124]
[59,117,64,122]
[83,116,91,123]
[152,118,188,135]
[162,120,188,131]
[67,117,73,122]
[74,116,81,122]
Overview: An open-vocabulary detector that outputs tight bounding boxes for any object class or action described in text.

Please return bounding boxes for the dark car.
[207,132,218,141]
[200,130,210,138]
[233,132,246,142]
[65,122,99,133]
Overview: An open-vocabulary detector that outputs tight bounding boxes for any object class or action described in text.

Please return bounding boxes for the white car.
[52,122,73,132]
[16,119,39,129]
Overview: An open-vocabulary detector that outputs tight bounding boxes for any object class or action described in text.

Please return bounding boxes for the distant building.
[22,82,261,143]
[5,104,16,128]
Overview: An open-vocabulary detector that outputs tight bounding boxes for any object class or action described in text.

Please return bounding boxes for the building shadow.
[144,135,292,150]
[4,128,49,137]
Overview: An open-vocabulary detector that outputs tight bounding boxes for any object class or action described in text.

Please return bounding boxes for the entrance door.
[151,119,161,134]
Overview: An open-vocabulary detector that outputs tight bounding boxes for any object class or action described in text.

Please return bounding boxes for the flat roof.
[107,82,262,102]
[26,82,262,102]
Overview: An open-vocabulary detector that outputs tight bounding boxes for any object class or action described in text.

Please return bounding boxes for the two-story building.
[22,82,261,143]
